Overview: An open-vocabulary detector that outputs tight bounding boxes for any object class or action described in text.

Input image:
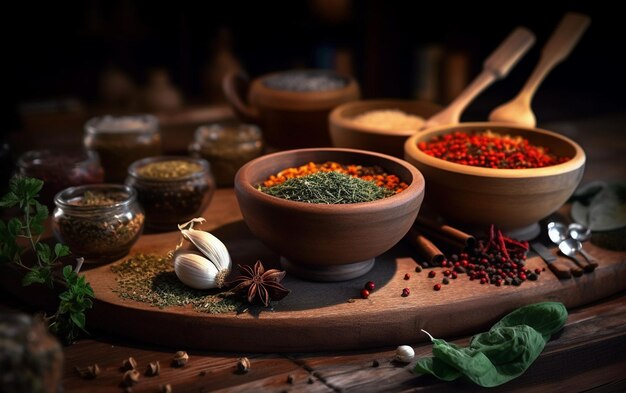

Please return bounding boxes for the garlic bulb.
[394,345,415,363]
[172,218,231,289]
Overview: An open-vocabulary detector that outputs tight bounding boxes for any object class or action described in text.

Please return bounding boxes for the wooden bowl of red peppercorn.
[404,123,586,239]
[235,148,425,281]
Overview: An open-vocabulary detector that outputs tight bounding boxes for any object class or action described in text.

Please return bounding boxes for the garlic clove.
[174,251,220,289]
[181,228,232,271]
[394,345,415,363]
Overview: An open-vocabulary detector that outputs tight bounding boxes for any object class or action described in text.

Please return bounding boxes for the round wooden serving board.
[81,189,626,352]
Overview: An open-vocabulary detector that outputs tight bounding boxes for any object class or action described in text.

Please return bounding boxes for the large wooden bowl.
[404,123,586,239]
[234,148,425,281]
[329,99,442,157]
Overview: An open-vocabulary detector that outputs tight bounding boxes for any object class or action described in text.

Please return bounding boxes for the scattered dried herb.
[414,302,568,387]
[137,160,203,179]
[111,253,243,313]
[0,176,94,344]
[229,260,290,307]
[261,171,394,204]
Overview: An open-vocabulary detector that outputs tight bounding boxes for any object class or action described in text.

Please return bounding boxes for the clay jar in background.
[223,69,360,150]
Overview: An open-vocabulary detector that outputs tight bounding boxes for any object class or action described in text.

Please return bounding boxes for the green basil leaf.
[414,302,568,388]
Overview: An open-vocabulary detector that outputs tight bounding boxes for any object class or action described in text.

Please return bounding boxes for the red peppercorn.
[360,289,370,299]
[364,281,375,291]
[534,268,541,275]
[401,288,410,297]
[404,273,411,280]
[480,277,487,284]
[433,284,441,291]
[428,271,436,278]
[519,273,527,281]
[451,271,458,279]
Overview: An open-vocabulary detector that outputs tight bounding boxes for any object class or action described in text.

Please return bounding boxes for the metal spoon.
[568,223,591,242]
[547,222,568,244]
[547,221,589,273]
[559,238,598,272]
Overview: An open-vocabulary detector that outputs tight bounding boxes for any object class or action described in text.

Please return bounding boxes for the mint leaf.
[70,312,86,330]
[36,243,52,264]
[22,267,51,286]
[30,201,48,235]
[62,265,73,280]
[0,192,19,208]
[7,218,22,238]
[55,243,70,258]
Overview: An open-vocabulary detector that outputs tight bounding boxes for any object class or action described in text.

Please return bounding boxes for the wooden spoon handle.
[423,27,535,128]
[519,12,591,103]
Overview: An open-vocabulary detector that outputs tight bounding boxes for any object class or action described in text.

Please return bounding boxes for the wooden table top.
[2,114,626,392]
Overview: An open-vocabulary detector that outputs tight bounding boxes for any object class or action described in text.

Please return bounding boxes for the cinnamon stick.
[404,227,444,266]
[414,217,476,249]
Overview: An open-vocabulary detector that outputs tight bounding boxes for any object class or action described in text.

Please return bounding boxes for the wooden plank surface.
[54,291,626,392]
[79,189,626,352]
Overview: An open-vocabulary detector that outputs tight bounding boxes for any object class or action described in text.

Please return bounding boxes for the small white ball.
[394,345,415,363]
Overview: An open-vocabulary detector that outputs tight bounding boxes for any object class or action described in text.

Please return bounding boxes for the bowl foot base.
[280,257,375,282]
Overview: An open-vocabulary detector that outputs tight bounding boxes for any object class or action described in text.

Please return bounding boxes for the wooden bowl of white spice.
[329,99,442,158]
[126,156,215,232]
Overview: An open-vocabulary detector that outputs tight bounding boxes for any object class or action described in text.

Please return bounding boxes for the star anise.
[229,261,290,306]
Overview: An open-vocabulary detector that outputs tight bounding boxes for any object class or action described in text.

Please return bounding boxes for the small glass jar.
[189,121,262,187]
[52,184,144,263]
[84,114,162,183]
[17,149,104,208]
[126,156,215,231]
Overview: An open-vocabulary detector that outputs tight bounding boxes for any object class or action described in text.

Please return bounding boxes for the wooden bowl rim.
[330,99,441,137]
[250,70,360,110]
[235,147,424,214]
[404,122,586,178]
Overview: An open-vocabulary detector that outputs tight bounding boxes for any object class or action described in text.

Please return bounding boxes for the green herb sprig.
[0,176,94,344]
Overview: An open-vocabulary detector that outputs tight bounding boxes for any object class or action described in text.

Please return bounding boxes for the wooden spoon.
[422,27,535,129]
[488,12,591,127]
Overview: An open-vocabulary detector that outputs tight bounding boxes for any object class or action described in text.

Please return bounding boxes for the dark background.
[3,0,625,139]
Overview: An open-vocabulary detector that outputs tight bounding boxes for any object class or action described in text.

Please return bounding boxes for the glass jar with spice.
[17,149,104,208]
[189,121,263,187]
[126,156,215,231]
[52,184,145,263]
[84,114,162,183]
